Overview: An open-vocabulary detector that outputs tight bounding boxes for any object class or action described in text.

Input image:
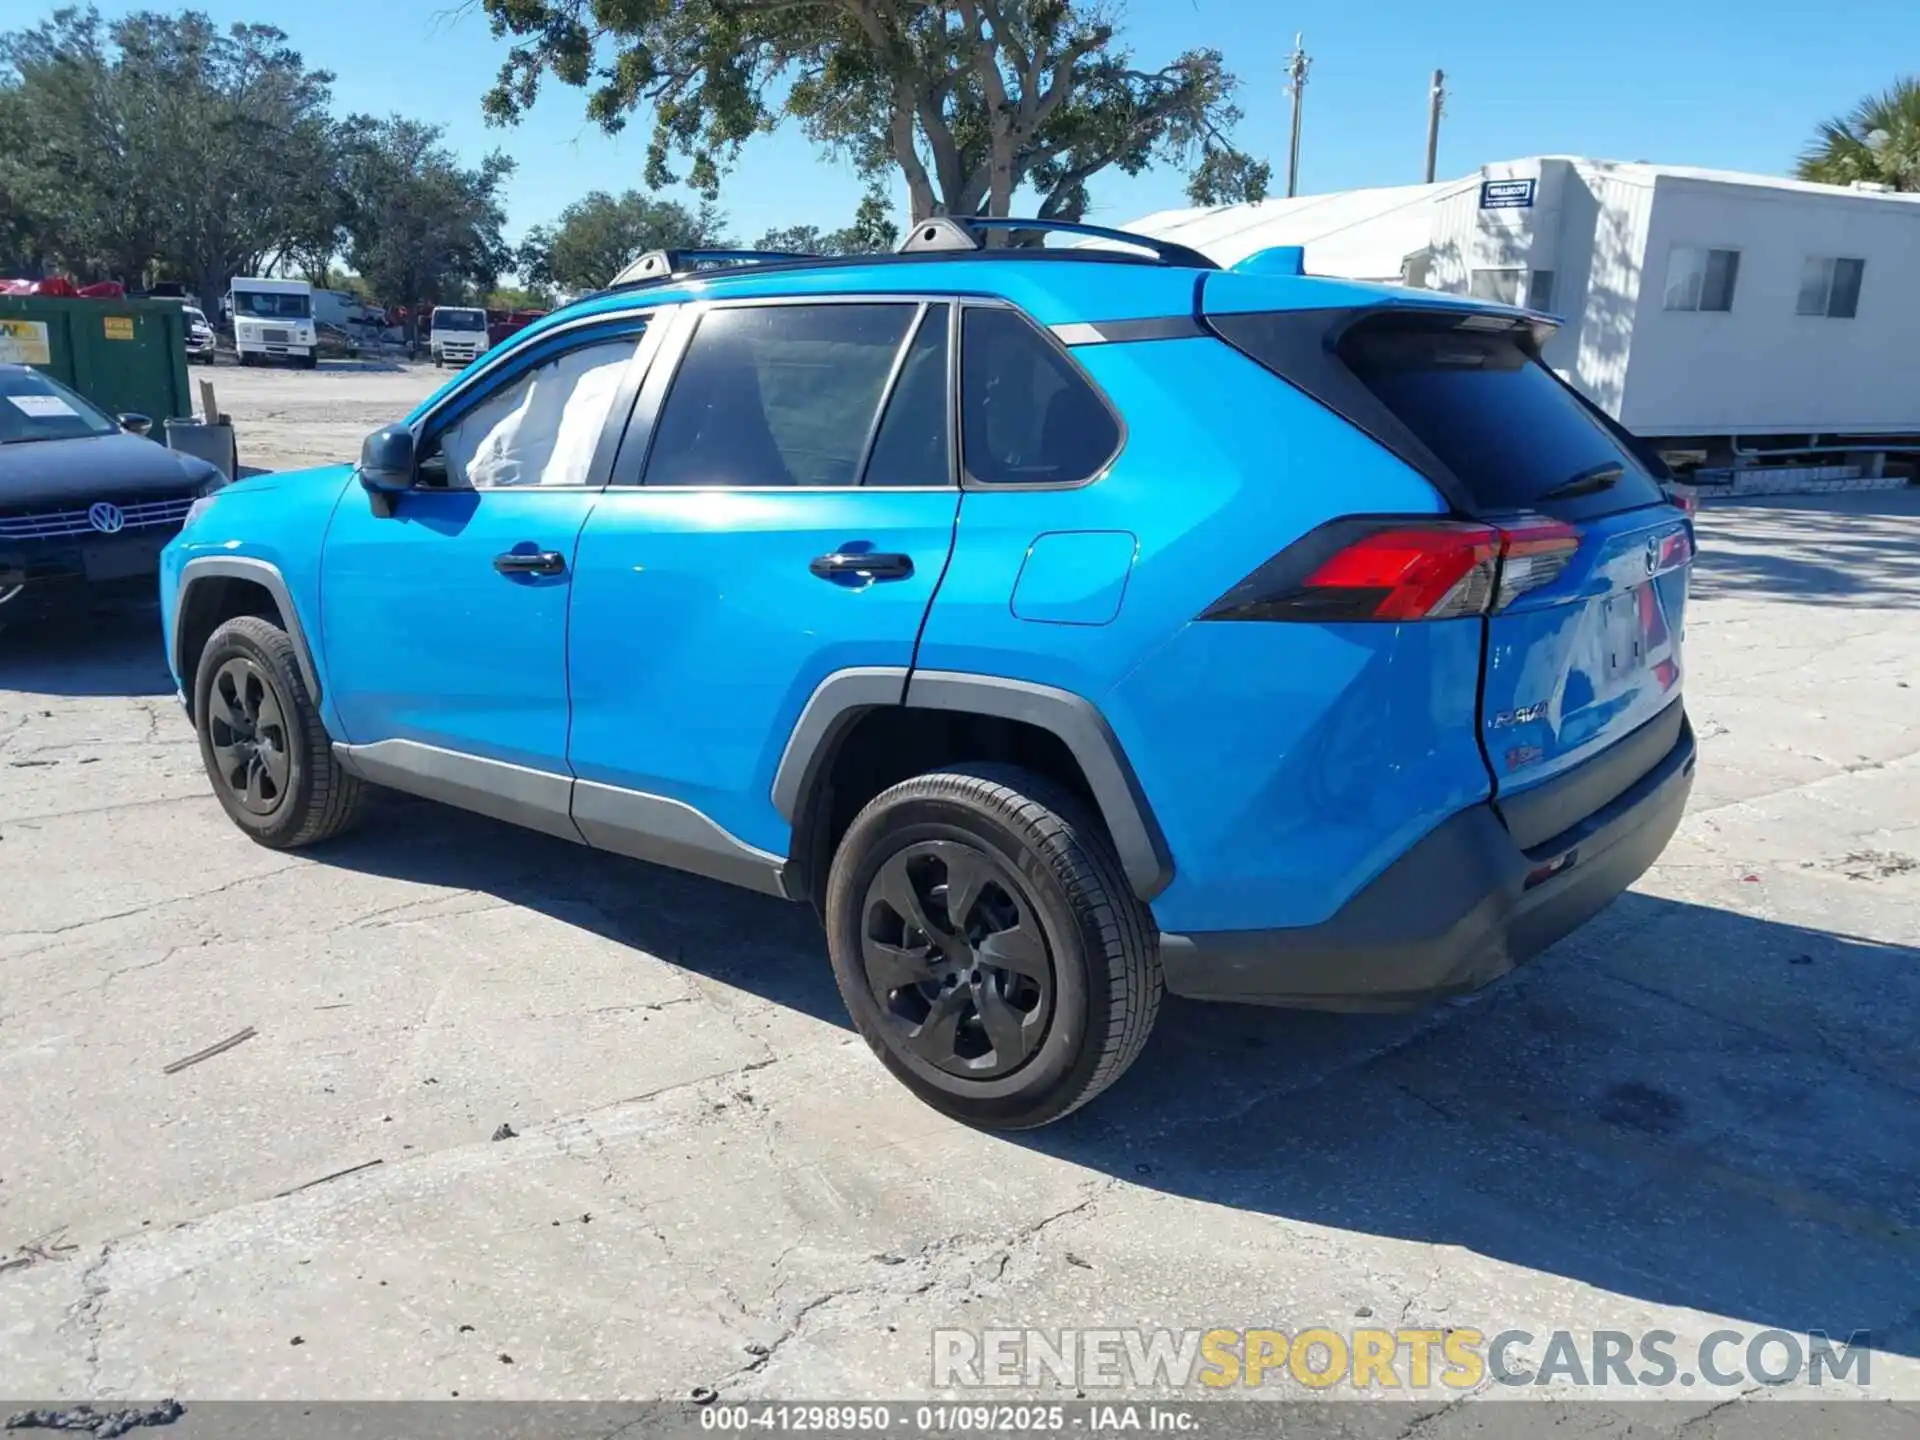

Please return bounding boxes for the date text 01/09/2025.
[698,1403,1203,1433]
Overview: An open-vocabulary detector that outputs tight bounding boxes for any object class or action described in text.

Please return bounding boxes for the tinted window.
[646,304,916,488]
[0,367,117,444]
[862,306,950,487]
[1340,316,1665,518]
[960,307,1118,486]
[430,336,639,488]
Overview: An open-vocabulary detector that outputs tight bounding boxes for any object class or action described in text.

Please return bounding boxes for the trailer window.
[1663,247,1739,312]
[1469,269,1524,307]
[1796,257,1864,318]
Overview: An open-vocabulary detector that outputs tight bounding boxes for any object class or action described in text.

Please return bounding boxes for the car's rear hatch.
[1205,287,1694,848]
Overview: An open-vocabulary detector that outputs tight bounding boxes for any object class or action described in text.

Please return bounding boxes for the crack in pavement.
[2,863,305,950]
[1684,746,1920,821]
[727,1184,1118,1394]
[61,1238,115,1396]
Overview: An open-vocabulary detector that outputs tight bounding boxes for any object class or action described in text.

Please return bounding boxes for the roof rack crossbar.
[896,216,1217,270]
[606,247,820,290]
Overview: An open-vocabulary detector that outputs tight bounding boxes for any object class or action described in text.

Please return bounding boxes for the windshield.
[434,309,487,332]
[234,290,311,320]
[0,367,118,445]
[184,307,209,326]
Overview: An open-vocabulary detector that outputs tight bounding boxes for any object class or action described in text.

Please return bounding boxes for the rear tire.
[825,763,1161,1129]
[193,615,365,849]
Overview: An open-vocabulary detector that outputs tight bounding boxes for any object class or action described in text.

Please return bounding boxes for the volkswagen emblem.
[88,501,125,534]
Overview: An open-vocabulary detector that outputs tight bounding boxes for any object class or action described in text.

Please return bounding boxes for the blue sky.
[85,0,1920,248]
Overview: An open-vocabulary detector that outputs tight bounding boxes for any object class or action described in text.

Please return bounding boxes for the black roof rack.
[896,216,1217,270]
[589,220,1215,298]
[605,247,819,290]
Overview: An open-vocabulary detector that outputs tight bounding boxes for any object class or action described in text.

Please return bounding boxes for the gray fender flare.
[172,556,322,704]
[771,667,1173,904]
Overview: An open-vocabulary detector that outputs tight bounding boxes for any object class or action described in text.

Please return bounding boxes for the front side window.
[429,335,639,489]
[1663,246,1739,312]
[1796,256,1864,318]
[644,303,920,488]
[960,306,1119,486]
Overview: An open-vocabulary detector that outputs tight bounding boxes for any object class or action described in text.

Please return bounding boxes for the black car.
[0,365,225,618]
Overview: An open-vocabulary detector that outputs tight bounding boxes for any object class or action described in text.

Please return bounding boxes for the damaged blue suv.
[161,217,1696,1128]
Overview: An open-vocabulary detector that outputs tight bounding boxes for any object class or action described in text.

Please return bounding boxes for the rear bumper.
[1159,712,1696,1010]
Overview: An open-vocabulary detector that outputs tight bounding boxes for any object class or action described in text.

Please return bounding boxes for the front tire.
[193,615,365,848]
[825,763,1161,1129]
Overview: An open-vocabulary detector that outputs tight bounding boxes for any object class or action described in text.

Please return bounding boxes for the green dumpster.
[0,294,194,425]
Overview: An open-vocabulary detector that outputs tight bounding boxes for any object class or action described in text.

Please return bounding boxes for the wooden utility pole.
[1425,69,1447,183]
[1285,35,1311,198]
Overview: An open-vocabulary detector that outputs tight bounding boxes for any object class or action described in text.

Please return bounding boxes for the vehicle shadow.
[0,597,174,697]
[317,793,1920,1361]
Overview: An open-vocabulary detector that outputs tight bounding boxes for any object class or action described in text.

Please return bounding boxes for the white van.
[230,277,317,368]
[429,306,489,367]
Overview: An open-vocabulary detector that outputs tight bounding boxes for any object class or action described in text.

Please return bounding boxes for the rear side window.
[960,307,1118,486]
[862,306,951,487]
[1338,318,1664,516]
[645,303,917,488]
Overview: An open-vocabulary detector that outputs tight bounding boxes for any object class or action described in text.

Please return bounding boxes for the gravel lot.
[209,357,447,475]
[1,361,1917,1420]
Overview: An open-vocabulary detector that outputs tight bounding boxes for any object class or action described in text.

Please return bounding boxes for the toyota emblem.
[88,501,125,534]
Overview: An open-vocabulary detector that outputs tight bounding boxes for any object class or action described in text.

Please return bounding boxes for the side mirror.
[358,424,416,517]
[118,412,153,437]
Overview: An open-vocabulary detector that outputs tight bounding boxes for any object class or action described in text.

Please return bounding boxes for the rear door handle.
[809,551,914,581]
[494,550,566,576]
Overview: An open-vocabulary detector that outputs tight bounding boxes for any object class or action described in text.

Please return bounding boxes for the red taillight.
[1658,527,1695,569]
[1302,523,1499,620]
[1202,514,1585,624]
[1495,517,1582,610]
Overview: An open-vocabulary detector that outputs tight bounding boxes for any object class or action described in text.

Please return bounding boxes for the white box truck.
[230,276,317,368]
[429,306,489,367]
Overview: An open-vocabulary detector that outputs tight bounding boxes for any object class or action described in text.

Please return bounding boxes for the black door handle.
[810,551,915,581]
[494,550,566,576]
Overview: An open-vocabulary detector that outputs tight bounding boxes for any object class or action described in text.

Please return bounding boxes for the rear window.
[1338,316,1665,517]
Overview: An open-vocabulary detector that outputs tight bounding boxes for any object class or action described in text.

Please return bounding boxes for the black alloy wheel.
[206,655,291,815]
[860,840,1054,1079]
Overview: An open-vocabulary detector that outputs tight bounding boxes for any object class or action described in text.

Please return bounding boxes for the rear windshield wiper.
[1538,462,1623,501]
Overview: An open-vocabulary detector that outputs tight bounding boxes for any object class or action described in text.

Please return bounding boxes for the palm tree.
[1797,78,1920,190]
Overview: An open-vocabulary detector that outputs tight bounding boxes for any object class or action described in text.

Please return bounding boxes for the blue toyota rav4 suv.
[161,217,1696,1129]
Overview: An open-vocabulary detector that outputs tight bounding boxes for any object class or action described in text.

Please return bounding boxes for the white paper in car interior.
[450,343,632,488]
[8,394,77,418]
